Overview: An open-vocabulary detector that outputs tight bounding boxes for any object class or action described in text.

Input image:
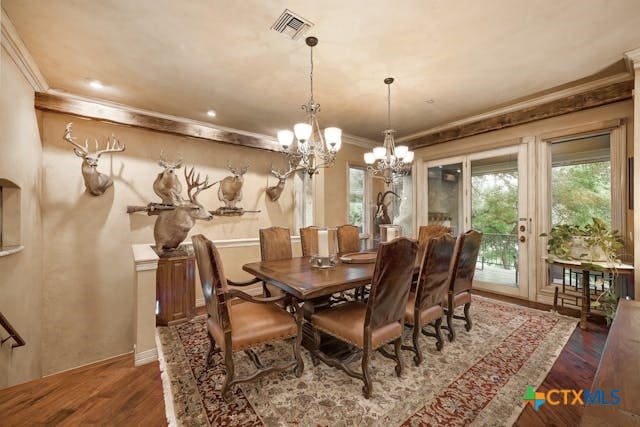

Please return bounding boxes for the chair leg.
[434,318,444,351]
[393,338,403,377]
[292,301,305,377]
[464,302,472,331]
[361,347,372,399]
[222,349,235,401]
[311,326,321,367]
[446,309,456,342]
[206,334,217,368]
[412,323,423,366]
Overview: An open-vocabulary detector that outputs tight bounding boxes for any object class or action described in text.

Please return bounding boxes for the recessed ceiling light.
[89,80,104,89]
[207,110,216,118]
[425,99,435,104]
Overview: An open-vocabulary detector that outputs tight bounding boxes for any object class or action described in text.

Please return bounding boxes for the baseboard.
[134,347,158,366]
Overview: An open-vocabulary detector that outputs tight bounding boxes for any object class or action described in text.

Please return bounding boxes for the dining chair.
[310,237,418,399]
[191,234,303,401]
[417,224,453,262]
[259,226,292,297]
[337,224,361,254]
[443,229,483,342]
[403,234,456,365]
[299,226,318,257]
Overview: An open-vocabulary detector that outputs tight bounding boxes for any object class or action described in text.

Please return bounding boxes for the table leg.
[580,269,589,329]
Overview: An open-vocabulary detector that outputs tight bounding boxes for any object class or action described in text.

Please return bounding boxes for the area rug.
[156,296,577,426]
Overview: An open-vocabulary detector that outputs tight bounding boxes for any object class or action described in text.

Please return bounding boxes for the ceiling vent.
[271,9,313,40]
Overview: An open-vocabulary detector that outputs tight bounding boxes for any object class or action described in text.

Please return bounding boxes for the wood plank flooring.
[0,294,609,426]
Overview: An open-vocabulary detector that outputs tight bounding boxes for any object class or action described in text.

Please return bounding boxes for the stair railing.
[0,311,25,348]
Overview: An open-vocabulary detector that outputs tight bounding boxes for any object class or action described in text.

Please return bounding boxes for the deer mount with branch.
[63,123,126,196]
[266,159,298,202]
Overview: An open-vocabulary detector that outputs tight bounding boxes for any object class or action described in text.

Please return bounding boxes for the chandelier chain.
[387,81,391,130]
[309,44,314,103]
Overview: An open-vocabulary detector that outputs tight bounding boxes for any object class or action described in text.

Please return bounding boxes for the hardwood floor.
[0,294,608,426]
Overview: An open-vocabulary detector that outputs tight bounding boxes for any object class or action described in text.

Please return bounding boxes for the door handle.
[519,235,526,243]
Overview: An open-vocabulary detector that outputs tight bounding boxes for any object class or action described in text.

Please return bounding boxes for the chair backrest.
[337,224,360,254]
[417,224,453,262]
[192,234,231,330]
[259,227,292,261]
[415,234,457,311]
[449,229,483,295]
[299,226,318,257]
[365,237,418,330]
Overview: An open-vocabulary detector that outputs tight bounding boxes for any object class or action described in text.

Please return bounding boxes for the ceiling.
[4,0,640,142]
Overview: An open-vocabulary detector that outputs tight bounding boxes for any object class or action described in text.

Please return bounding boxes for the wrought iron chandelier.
[364,77,414,185]
[277,36,342,177]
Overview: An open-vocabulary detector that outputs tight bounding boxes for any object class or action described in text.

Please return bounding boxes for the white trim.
[133,236,300,255]
[43,351,133,377]
[398,72,633,143]
[0,245,24,257]
[132,244,159,272]
[625,47,640,70]
[134,347,158,367]
[195,297,205,308]
[0,9,48,91]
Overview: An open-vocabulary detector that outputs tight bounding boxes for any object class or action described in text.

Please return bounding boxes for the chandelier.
[364,77,414,185]
[277,36,342,177]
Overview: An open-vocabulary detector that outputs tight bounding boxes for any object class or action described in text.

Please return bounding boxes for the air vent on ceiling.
[271,9,313,40]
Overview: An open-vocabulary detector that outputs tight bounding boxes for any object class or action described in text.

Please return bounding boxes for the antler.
[95,134,126,157]
[158,150,183,169]
[270,162,297,180]
[227,161,250,176]
[63,123,89,158]
[184,166,216,203]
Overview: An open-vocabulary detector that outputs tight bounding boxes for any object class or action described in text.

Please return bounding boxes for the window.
[348,165,367,233]
[391,173,414,237]
[0,179,21,253]
[551,134,611,228]
[294,170,314,230]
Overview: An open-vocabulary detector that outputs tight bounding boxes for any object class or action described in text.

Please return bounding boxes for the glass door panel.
[471,153,519,288]
[426,163,463,235]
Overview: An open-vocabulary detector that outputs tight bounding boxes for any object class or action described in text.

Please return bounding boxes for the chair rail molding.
[0,9,48,91]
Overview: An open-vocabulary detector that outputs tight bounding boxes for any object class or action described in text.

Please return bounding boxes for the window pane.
[348,167,365,233]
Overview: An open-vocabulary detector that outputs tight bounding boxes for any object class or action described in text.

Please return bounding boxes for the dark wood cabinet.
[156,249,195,326]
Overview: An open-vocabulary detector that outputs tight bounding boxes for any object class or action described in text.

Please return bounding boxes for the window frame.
[346,163,371,237]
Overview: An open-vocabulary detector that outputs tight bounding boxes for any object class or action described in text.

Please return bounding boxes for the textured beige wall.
[39,112,299,375]
[0,46,44,387]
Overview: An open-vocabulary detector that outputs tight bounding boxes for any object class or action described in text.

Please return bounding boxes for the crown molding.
[36,91,282,152]
[407,79,633,149]
[342,133,377,149]
[398,72,633,144]
[1,8,48,91]
[625,47,640,70]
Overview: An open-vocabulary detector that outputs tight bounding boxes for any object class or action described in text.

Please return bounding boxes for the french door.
[423,144,531,299]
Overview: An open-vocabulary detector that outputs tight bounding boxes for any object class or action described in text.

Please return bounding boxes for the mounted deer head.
[217,162,249,209]
[153,165,215,251]
[153,151,183,204]
[63,123,126,196]
[266,161,297,202]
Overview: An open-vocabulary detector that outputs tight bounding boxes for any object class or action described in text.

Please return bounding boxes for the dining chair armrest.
[227,277,262,287]
[226,289,288,305]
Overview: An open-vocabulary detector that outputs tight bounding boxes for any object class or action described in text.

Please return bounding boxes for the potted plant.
[542,217,624,325]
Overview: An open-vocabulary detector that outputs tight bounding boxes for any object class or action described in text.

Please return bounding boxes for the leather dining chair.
[310,237,418,399]
[337,224,361,254]
[403,234,456,365]
[192,234,303,401]
[259,226,293,297]
[299,226,318,257]
[417,224,453,263]
[444,229,483,342]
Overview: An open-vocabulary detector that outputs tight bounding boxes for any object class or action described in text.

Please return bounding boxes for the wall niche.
[0,178,22,256]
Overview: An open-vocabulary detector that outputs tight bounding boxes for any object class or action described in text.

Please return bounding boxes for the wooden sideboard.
[581,299,640,426]
[155,248,195,326]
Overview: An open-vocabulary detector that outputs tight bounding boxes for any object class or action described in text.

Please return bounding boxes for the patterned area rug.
[156,296,577,426]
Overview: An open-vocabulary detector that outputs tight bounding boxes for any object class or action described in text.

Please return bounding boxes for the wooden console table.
[581,299,640,426]
[545,257,633,329]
